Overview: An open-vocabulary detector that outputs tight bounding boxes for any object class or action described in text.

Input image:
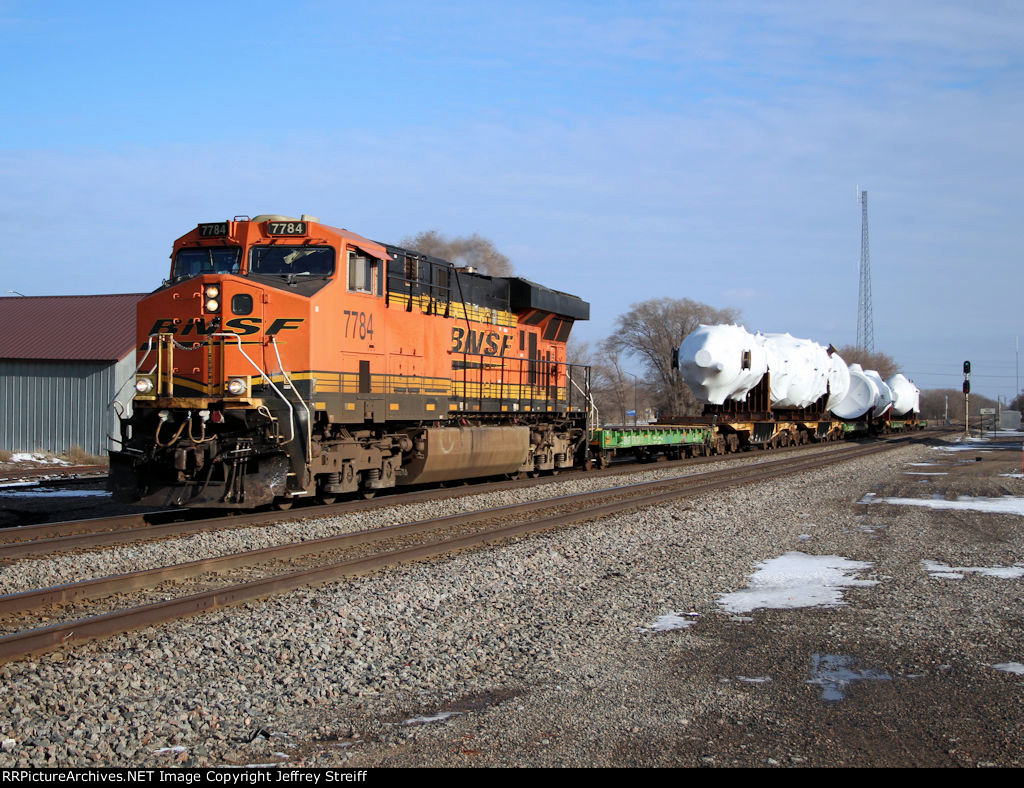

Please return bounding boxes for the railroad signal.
[963,360,971,437]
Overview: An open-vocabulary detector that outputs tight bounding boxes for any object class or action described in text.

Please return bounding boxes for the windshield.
[172,247,241,280]
[249,246,334,277]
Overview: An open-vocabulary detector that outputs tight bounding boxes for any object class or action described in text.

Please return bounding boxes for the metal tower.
[856,189,875,352]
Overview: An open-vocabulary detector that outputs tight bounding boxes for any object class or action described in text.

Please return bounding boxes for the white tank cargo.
[761,333,831,409]
[825,351,851,411]
[863,369,894,416]
[677,324,768,405]
[886,373,920,416]
[830,363,878,419]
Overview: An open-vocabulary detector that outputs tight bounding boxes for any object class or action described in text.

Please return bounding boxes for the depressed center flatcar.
[109,215,591,508]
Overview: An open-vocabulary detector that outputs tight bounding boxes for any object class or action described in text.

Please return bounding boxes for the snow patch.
[923,560,1024,580]
[718,552,877,613]
[9,452,70,465]
[992,662,1024,675]
[641,612,698,632]
[875,496,1024,516]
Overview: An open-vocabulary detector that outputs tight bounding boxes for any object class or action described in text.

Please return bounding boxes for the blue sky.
[2,0,1022,399]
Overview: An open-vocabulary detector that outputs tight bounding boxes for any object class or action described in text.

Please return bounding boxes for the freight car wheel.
[362,490,377,500]
[272,499,294,511]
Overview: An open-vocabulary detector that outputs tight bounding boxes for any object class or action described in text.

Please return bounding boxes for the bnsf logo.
[147,318,305,336]
[451,327,513,356]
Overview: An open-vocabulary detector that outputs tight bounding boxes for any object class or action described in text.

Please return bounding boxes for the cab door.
[337,248,386,422]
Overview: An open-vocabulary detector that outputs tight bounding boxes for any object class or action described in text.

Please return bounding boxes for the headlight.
[226,377,247,396]
[135,377,154,394]
[204,285,220,299]
[205,298,220,312]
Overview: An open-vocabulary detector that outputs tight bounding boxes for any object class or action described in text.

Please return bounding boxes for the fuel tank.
[402,426,531,484]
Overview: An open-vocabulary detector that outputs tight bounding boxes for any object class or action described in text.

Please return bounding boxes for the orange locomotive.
[109,215,591,508]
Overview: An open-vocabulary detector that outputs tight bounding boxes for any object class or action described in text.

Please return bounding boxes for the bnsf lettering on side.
[451,327,513,356]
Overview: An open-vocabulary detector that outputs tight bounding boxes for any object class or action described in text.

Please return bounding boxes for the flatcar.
[109,215,591,508]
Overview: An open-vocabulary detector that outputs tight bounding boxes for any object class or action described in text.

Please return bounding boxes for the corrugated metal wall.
[0,359,122,456]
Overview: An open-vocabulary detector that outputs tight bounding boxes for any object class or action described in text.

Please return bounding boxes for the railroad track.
[0,434,921,664]
[0,432,927,559]
[0,464,107,484]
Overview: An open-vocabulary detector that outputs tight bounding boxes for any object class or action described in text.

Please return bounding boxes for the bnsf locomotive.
[109,215,591,508]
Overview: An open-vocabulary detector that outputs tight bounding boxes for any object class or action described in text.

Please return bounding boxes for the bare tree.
[605,297,740,417]
[567,338,655,426]
[835,345,899,379]
[400,230,514,277]
[919,388,999,423]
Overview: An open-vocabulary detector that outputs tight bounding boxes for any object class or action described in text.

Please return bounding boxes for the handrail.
[106,336,157,450]
[567,365,598,435]
[212,333,295,445]
[270,336,312,463]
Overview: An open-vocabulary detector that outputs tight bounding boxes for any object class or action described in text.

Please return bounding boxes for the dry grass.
[0,449,11,463]
[63,445,108,466]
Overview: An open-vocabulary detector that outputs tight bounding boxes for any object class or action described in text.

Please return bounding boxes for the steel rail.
[0,465,106,483]
[0,437,908,664]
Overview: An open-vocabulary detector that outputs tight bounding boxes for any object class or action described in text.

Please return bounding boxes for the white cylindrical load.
[887,373,920,416]
[677,324,768,405]
[825,352,851,411]
[761,333,831,409]
[830,363,878,419]
[863,369,894,416]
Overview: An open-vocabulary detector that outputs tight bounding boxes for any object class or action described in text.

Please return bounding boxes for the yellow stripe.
[386,291,516,327]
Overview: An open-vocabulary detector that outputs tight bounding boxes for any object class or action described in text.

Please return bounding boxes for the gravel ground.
[1,433,1021,768]
[0,451,817,596]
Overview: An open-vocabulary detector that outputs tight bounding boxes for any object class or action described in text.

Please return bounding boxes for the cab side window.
[348,251,379,294]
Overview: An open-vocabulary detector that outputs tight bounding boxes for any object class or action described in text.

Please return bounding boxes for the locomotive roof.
[382,243,589,321]
[506,277,590,321]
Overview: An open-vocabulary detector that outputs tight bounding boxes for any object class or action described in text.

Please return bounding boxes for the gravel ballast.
[0,434,1021,767]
